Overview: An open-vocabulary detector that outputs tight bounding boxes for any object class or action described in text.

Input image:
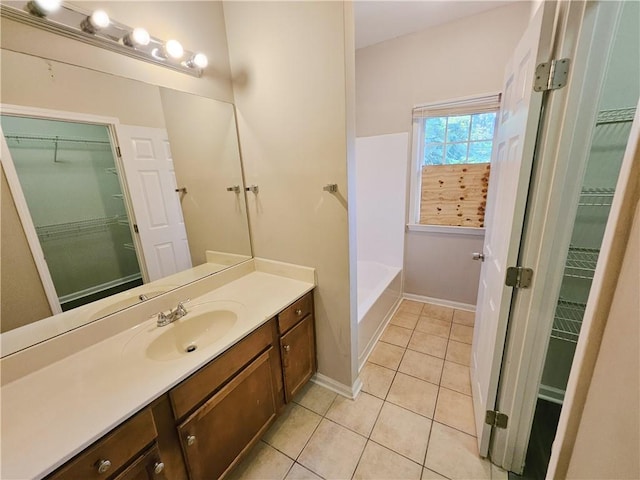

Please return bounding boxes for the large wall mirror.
[0,47,252,356]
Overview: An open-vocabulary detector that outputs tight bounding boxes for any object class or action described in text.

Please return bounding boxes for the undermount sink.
[123,301,244,361]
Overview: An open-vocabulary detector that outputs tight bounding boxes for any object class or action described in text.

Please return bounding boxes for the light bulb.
[123,27,150,47]
[131,27,150,46]
[26,0,61,17]
[164,39,184,59]
[82,9,110,33]
[188,53,208,69]
[89,10,110,29]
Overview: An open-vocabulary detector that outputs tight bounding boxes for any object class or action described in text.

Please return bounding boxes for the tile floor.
[229,300,508,480]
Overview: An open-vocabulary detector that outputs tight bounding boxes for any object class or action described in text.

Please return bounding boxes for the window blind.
[412,93,502,118]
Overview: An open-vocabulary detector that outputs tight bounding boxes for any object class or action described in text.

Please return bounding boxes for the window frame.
[408,93,501,233]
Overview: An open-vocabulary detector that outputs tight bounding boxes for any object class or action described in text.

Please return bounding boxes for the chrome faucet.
[156,300,190,327]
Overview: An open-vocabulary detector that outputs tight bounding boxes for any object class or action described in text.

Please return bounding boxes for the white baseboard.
[403,293,476,312]
[312,372,362,400]
[358,297,402,371]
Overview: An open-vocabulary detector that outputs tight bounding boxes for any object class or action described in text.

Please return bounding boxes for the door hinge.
[133,224,139,233]
[485,410,509,429]
[116,146,122,157]
[533,58,570,92]
[505,266,533,288]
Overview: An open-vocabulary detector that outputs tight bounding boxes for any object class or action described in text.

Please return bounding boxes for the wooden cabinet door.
[178,349,277,480]
[114,445,166,480]
[47,409,157,480]
[281,315,316,401]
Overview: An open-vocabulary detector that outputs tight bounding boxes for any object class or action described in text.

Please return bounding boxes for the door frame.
[0,104,149,313]
[488,1,626,472]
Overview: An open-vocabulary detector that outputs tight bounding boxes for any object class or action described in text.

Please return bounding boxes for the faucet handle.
[156,311,170,327]
[176,299,190,316]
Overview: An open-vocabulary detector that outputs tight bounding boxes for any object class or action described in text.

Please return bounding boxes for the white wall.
[355,133,408,269]
[223,1,357,390]
[355,3,530,305]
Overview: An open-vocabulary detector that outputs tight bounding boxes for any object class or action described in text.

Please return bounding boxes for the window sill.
[406,224,485,236]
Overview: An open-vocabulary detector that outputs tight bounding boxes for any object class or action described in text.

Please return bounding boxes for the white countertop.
[0,262,314,479]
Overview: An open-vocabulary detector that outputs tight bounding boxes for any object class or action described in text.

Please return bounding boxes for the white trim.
[408,117,423,225]
[58,273,142,304]
[311,373,362,400]
[1,104,120,126]
[412,91,502,112]
[0,126,61,314]
[110,124,149,283]
[406,224,485,236]
[403,293,476,312]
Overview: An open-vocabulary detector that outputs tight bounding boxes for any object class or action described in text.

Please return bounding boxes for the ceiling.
[354,1,516,50]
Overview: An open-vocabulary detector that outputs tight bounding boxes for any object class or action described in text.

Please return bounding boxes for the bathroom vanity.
[0,259,316,480]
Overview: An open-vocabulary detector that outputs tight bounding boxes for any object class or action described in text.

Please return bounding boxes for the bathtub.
[357,261,402,368]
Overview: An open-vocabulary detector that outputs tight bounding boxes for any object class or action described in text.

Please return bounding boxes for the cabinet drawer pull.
[96,459,112,474]
[295,309,302,316]
[153,462,165,474]
[186,435,197,446]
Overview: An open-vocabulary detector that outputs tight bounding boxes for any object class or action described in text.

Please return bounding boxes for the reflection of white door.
[117,125,191,281]
[471,2,556,456]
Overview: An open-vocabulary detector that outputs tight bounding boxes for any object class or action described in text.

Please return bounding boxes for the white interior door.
[117,125,191,281]
[471,2,556,456]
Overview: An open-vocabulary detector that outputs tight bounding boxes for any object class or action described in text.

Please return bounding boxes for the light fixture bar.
[0,2,204,78]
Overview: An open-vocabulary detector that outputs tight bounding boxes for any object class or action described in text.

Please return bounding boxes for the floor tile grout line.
[281,458,296,480]
[307,415,370,479]
[384,396,436,422]
[423,312,453,468]
[289,412,332,479]
[368,399,437,461]
[349,438,371,480]
[373,309,436,467]
[431,419,479,440]
[366,437,427,471]
[286,389,339,477]
[378,338,411,350]
[358,306,431,470]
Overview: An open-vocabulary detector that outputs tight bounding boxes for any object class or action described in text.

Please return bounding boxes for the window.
[423,113,496,165]
[409,94,500,230]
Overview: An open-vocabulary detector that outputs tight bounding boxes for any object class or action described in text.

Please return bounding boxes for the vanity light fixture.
[0,1,207,77]
[80,10,110,34]
[25,0,60,17]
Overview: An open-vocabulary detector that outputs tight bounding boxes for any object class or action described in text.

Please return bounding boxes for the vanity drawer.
[277,292,314,334]
[48,408,157,480]
[114,444,166,480]
[170,320,274,420]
